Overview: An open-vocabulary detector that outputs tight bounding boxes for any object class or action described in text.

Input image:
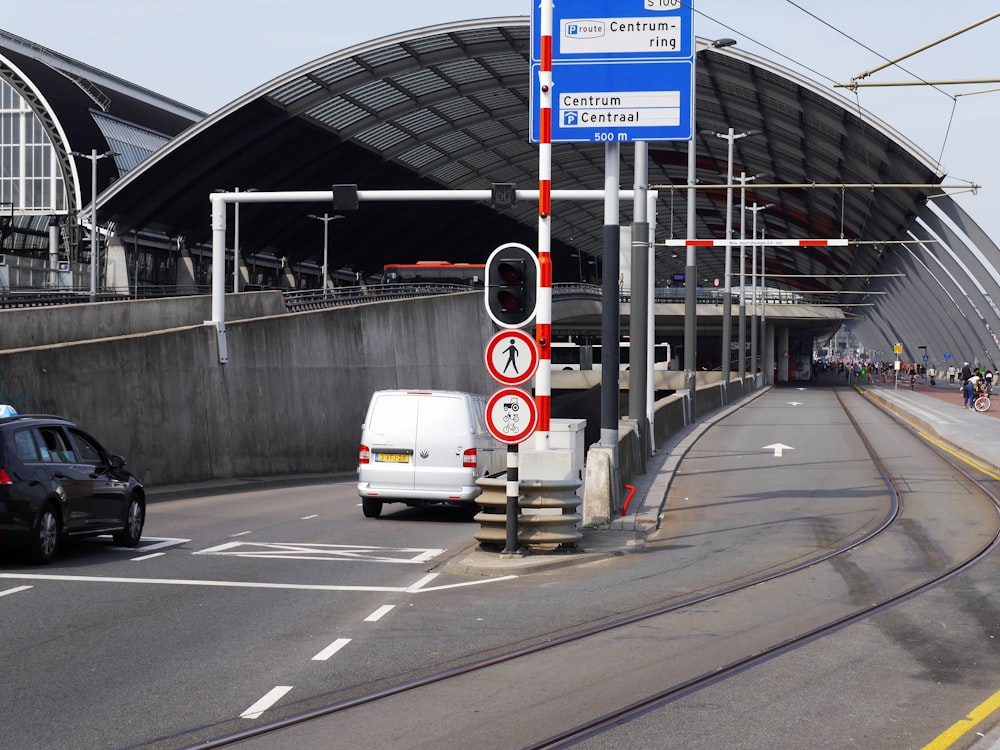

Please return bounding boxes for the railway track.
[181,387,1000,750]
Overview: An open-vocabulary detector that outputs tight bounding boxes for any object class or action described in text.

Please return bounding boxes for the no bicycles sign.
[485,387,538,444]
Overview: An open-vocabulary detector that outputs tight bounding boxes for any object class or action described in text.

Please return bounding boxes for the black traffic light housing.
[485,242,538,329]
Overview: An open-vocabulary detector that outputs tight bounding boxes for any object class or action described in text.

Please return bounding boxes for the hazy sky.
[4,1,998,241]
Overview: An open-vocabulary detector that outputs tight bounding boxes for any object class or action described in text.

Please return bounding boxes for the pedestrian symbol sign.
[485,387,538,444]
[485,329,539,386]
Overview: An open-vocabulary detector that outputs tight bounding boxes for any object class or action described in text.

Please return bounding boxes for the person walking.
[948,364,956,383]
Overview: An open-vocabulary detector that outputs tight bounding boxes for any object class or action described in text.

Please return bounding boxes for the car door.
[34,425,92,532]
[362,393,418,492]
[66,427,127,531]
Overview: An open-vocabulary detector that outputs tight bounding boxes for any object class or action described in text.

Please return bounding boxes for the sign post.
[484,387,540,556]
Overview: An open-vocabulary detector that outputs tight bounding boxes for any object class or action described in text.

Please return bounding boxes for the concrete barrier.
[0,292,495,488]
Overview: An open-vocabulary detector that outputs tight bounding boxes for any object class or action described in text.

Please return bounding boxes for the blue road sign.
[530,0,694,144]
[943,352,952,360]
[529,61,692,143]
[531,0,694,63]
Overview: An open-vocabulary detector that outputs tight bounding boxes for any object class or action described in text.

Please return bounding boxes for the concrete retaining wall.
[0,291,287,350]
[0,292,494,487]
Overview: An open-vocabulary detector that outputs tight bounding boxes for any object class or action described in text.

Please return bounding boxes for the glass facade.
[0,78,67,214]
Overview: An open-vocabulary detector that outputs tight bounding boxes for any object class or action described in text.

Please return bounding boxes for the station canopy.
[95,17,1000,362]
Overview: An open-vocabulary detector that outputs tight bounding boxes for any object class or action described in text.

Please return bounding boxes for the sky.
[3,1,999,242]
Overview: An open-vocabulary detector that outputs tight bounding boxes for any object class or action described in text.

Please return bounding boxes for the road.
[3,384,1000,749]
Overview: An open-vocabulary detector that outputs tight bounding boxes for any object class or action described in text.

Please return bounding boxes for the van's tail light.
[462,448,477,468]
[0,469,12,485]
[359,445,371,465]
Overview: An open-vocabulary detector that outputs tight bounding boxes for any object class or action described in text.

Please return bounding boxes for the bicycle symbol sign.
[485,387,538,444]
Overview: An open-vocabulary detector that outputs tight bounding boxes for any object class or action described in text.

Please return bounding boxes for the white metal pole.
[90,148,98,302]
[233,187,241,293]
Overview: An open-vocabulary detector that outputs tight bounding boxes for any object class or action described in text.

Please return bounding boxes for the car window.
[67,429,105,465]
[36,426,76,463]
[13,429,41,462]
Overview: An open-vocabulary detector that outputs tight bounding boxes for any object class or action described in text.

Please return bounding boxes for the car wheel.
[28,505,60,564]
[113,495,144,547]
[362,498,383,518]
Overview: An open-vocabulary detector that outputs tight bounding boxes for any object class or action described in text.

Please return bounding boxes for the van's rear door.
[364,392,418,491]
[415,394,472,495]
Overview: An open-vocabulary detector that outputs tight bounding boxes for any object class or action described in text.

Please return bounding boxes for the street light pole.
[308,213,344,294]
[704,128,760,378]
[71,148,117,302]
[746,202,773,379]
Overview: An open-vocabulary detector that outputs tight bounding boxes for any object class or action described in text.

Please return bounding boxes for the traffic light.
[485,242,538,329]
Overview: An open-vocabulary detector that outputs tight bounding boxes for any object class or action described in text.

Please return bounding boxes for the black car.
[0,408,145,563]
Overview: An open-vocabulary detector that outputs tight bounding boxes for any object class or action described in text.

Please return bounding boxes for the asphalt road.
[4,384,1000,749]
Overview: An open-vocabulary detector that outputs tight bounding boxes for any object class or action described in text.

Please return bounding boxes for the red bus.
[382,261,485,287]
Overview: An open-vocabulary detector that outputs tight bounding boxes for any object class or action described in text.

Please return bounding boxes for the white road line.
[301,515,318,520]
[406,573,439,592]
[364,605,395,622]
[240,686,293,719]
[412,575,519,592]
[312,638,352,661]
[0,573,423,593]
[130,552,166,562]
[230,531,253,537]
[0,585,32,597]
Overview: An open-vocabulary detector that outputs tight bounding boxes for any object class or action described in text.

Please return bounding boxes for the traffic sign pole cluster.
[484,247,542,556]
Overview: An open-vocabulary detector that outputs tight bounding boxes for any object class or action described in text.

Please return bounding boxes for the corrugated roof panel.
[392,68,451,98]
[308,97,370,131]
[435,96,486,123]
[435,58,494,85]
[428,160,473,184]
[346,79,410,112]
[432,129,477,154]
[268,77,323,106]
[397,143,442,170]
[395,108,448,135]
[407,32,466,55]
[355,121,410,151]
[357,43,412,69]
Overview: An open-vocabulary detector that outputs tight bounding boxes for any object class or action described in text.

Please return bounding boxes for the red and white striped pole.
[535,0,554,448]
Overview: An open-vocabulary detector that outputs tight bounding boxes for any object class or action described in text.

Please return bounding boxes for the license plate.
[375,452,410,463]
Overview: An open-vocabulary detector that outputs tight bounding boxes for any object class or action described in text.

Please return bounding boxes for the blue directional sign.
[530,61,692,143]
[529,0,694,144]
[531,0,694,63]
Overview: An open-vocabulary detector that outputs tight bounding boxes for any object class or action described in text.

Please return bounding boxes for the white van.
[357,390,504,518]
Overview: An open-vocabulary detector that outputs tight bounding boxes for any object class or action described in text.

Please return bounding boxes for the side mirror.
[110,454,127,470]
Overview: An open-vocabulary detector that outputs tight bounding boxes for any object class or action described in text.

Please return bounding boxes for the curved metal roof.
[91,16,1000,365]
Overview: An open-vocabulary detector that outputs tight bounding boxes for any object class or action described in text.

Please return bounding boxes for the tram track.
[182,387,1000,750]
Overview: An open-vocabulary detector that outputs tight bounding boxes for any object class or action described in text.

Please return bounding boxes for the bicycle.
[975,386,992,412]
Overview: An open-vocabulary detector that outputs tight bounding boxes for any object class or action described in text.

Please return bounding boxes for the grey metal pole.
[684,105,698,414]
[233,187,241,293]
[738,173,746,380]
[89,148,98,302]
[601,142,621,451]
[629,142,649,446]
[751,205,759,379]
[720,128,735,379]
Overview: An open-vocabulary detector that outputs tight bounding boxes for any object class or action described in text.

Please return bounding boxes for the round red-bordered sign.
[484,329,539,386]
[485,387,538,444]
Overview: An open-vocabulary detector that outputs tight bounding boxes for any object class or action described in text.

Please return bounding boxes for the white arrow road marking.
[763,443,795,457]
